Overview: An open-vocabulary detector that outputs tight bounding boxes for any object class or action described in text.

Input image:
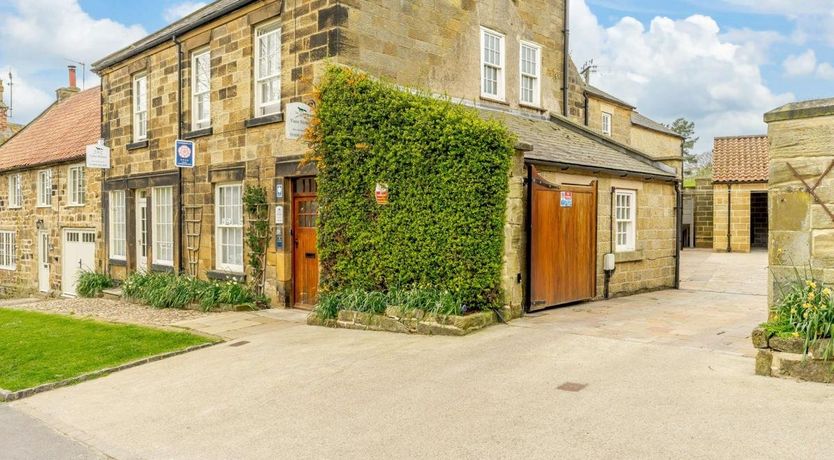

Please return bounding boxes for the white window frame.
[602,112,613,136]
[615,189,637,253]
[152,186,174,266]
[133,73,148,142]
[109,190,127,260]
[254,20,282,117]
[519,41,542,107]
[215,183,244,273]
[67,165,85,206]
[191,48,211,130]
[480,27,506,101]
[0,231,16,270]
[7,174,22,209]
[37,170,52,207]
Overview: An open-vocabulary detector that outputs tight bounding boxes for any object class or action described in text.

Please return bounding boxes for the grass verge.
[0,308,215,392]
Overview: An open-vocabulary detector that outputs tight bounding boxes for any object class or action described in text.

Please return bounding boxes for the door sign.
[560,191,573,208]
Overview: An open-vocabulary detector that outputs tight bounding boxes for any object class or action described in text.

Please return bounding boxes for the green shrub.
[308,66,514,313]
[765,269,834,358]
[76,271,115,298]
[122,272,267,312]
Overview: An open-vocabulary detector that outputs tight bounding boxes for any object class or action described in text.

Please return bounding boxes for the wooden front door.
[292,177,319,308]
[529,168,597,311]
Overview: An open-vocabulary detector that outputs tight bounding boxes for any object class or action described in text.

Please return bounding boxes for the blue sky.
[1,0,832,153]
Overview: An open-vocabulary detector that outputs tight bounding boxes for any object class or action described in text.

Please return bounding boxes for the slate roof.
[478,109,677,180]
[712,135,769,183]
[585,84,635,109]
[0,87,101,171]
[92,0,256,71]
[631,112,682,138]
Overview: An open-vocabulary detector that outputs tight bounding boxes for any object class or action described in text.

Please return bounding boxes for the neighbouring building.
[682,177,714,248]
[712,135,769,253]
[92,0,682,313]
[0,80,23,145]
[0,68,103,296]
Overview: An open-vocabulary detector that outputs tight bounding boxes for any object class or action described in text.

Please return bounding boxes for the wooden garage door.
[529,168,597,311]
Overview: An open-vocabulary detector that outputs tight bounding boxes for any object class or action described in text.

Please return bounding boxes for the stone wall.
[0,162,104,294]
[712,182,767,253]
[765,99,834,305]
[336,0,579,118]
[692,178,714,248]
[521,168,677,300]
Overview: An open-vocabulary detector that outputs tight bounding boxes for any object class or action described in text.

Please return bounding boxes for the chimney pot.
[68,65,77,89]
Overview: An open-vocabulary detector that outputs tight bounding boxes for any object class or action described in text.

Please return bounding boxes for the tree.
[668,118,700,176]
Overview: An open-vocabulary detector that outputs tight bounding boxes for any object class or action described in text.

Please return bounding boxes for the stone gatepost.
[764,98,834,306]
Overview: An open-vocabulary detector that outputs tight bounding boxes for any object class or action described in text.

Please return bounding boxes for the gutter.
[92,0,258,72]
[525,158,678,183]
[174,36,185,274]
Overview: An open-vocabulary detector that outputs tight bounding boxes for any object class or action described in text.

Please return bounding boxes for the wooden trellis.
[786,159,834,223]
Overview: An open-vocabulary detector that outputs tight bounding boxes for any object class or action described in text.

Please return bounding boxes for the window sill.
[183,127,213,140]
[0,266,16,271]
[109,258,127,267]
[127,140,149,150]
[615,250,644,263]
[152,264,175,273]
[7,206,21,210]
[519,102,545,111]
[244,113,284,128]
[479,96,509,106]
[64,204,85,208]
[36,205,52,209]
[206,270,246,282]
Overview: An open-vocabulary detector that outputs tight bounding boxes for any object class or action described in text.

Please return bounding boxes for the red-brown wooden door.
[292,178,319,308]
[529,168,597,311]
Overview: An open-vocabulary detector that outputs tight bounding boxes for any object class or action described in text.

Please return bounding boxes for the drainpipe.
[727,183,732,253]
[562,0,570,118]
[583,92,589,126]
[674,181,682,289]
[605,186,615,298]
[524,164,534,313]
[174,36,184,273]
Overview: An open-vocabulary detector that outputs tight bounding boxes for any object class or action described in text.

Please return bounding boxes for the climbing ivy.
[243,185,270,296]
[307,66,515,311]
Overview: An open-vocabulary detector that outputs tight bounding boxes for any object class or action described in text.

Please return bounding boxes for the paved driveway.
[14,250,834,459]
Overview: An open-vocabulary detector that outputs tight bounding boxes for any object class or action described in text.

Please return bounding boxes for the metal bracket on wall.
[787,160,834,223]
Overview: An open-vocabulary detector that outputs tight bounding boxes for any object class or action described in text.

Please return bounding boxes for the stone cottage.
[712,135,769,253]
[0,79,23,146]
[0,70,103,296]
[91,0,682,313]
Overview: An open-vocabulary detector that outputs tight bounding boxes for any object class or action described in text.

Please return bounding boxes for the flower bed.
[308,306,502,336]
[754,276,834,383]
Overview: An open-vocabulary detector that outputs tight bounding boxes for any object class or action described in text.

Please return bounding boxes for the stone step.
[101,287,123,300]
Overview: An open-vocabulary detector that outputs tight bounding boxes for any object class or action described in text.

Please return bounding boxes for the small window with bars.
[8,174,22,209]
[37,170,52,207]
[68,165,85,205]
[0,231,15,270]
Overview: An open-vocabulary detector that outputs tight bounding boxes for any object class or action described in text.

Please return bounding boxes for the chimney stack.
[56,65,80,102]
[68,65,77,89]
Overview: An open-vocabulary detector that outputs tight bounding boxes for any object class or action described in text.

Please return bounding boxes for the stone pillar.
[764,98,834,306]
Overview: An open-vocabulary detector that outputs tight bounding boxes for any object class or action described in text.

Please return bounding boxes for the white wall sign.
[275,205,284,224]
[85,140,111,169]
[285,102,312,140]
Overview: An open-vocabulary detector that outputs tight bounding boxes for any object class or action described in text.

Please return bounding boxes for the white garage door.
[62,229,96,297]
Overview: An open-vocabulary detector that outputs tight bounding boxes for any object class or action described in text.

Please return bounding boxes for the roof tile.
[712,135,769,182]
[0,87,100,171]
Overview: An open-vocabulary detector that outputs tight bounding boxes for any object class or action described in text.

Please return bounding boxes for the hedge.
[308,66,515,311]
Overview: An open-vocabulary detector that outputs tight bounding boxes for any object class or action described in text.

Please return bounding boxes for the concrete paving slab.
[0,405,103,459]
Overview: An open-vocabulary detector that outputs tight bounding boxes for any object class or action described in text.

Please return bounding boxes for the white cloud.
[817,63,834,80]
[0,0,146,122]
[163,2,208,23]
[783,50,817,76]
[570,0,794,153]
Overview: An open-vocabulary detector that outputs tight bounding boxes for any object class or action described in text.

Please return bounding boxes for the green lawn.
[0,308,215,392]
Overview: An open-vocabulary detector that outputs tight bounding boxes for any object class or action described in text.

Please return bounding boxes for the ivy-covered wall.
[308,66,515,310]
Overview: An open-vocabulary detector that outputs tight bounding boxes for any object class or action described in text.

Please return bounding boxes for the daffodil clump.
[766,277,834,358]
